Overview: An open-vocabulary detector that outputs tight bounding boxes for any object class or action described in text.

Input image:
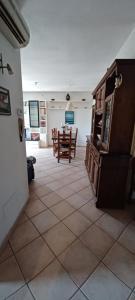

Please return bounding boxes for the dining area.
[51,126,78,163]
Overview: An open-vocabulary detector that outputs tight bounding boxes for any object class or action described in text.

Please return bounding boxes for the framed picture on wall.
[0,87,11,115]
[65,111,74,124]
[31,132,40,141]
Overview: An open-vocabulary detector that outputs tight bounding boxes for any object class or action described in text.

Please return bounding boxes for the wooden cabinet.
[85,59,135,208]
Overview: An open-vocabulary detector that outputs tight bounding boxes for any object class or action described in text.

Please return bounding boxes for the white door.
[47,109,65,145]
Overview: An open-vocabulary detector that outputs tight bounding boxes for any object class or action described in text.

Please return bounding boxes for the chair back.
[57,130,72,163]
[75,128,78,142]
[52,128,58,156]
[58,130,72,145]
[52,128,57,137]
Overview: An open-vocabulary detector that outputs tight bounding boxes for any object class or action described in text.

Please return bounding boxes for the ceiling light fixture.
[66,93,70,101]
[0,53,14,75]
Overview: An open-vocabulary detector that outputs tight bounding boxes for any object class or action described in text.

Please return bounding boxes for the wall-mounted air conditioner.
[0,0,30,48]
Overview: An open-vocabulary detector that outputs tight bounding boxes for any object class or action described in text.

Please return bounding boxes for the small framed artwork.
[31,132,40,141]
[40,101,46,108]
[0,87,11,115]
[65,111,74,124]
[40,120,46,127]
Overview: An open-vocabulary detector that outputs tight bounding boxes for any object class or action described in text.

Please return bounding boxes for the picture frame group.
[0,87,11,115]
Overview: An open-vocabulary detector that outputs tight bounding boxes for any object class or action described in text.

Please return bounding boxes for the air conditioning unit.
[0,0,30,48]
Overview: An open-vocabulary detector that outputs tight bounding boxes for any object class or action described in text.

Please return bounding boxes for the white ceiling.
[20,0,135,92]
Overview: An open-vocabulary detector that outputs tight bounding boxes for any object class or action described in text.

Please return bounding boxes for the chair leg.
[53,142,55,156]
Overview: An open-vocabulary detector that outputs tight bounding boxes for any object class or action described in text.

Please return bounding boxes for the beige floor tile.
[9,220,39,252]
[25,198,47,217]
[0,242,13,264]
[43,222,76,256]
[60,168,75,177]
[103,243,135,289]
[28,259,77,300]
[31,209,59,233]
[81,263,130,300]
[28,193,39,201]
[69,179,88,193]
[29,181,41,192]
[16,236,54,281]
[105,208,133,226]
[129,293,135,300]
[50,201,75,220]
[96,214,125,239]
[36,175,55,185]
[0,256,25,299]
[78,186,94,201]
[51,172,65,180]
[35,186,52,198]
[79,202,104,222]
[63,211,91,236]
[7,285,34,300]
[59,239,99,286]
[41,192,63,208]
[70,290,87,300]
[56,186,75,199]
[17,212,28,225]
[118,221,135,254]
[46,180,64,191]
[80,224,114,259]
[66,194,89,209]
[60,176,76,185]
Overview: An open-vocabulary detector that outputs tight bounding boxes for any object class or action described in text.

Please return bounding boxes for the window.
[29,100,39,128]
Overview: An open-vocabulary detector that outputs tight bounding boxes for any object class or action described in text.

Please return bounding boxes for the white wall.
[0,33,28,246]
[23,91,91,102]
[47,107,91,146]
[116,28,135,58]
[47,109,65,145]
[23,92,92,146]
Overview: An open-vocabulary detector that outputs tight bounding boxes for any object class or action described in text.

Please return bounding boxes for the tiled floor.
[0,145,135,300]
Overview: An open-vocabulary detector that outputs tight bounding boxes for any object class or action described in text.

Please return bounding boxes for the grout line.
[25,206,48,219]
[31,169,89,195]
[17,218,80,294]
[27,284,36,300]
[9,223,57,285]
[8,240,26,283]
[102,260,133,291]
[55,203,135,292]
[3,151,135,299]
[5,284,27,300]
[68,288,90,300]
[9,198,135,295]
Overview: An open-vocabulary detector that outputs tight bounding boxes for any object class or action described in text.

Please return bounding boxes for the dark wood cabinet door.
[93,160,99,192]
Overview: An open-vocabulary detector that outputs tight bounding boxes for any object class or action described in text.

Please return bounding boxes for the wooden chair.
[52,128,58,156]
[57,130,72,163]
[71,128,78,158]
